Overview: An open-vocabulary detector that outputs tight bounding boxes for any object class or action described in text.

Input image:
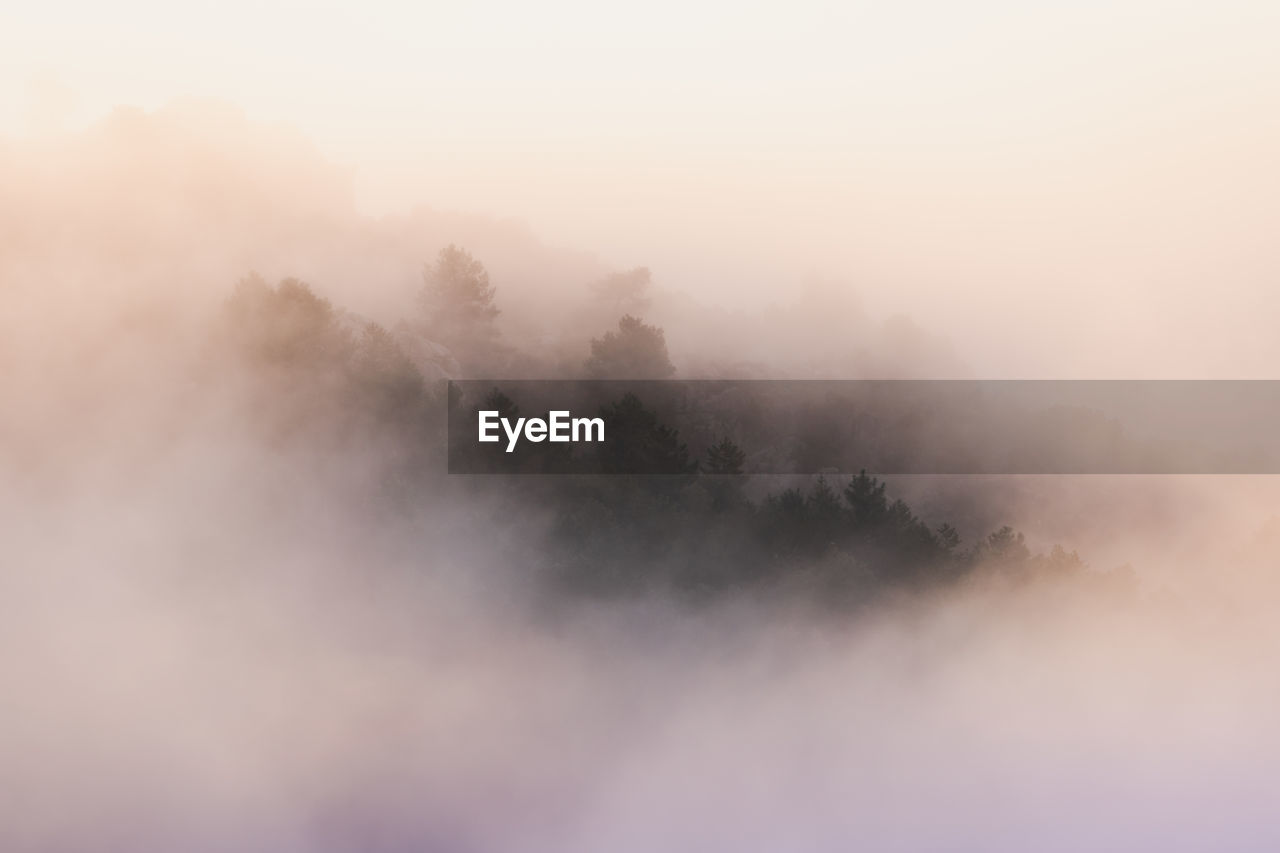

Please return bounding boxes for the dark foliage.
[217,260,1105,608]
[584,314,676,379]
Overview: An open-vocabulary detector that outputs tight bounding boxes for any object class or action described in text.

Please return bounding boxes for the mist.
[9,0,1280,376]
[6,8,1280,848]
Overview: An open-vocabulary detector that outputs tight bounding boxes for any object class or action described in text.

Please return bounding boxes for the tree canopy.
[585,314,676,379]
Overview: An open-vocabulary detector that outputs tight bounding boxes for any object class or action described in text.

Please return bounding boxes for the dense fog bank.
[4,103,1280,851]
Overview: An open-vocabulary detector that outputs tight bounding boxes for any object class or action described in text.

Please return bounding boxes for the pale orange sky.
[5,0,1280,375]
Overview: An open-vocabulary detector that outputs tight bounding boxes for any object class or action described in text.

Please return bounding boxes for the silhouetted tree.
[1036,544,1086,576]
[973,526,1032,576]
[808,476,843,519]
[808,475,846,547]
[584,315,676,378]
[596,393,695,476]
[211,272,1108,609]
[760,487,810,556]
[935,523,961,552]
[704,436,746,475]
[844,469,889,529]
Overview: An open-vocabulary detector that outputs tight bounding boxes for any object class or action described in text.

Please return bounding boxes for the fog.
[8,440,1280,849]
[9,0,1280,375]
[6,10,1280,847]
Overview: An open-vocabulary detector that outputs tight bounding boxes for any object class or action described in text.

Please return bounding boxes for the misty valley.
[4,99,1280,852]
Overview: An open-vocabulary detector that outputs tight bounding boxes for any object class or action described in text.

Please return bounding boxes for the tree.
[223,274,352,373]
[974,526,1032,574]
[420,245,499,349]
[584,315,676,378]
[595,393,695,476]
[350,322,428,426]
[807,475,845,546]
[701,436,747,511]
[844,469,889,528]
[808,476,843,521]
[481,387,519,423]
[704,436,746,475]
[935,523,961,552]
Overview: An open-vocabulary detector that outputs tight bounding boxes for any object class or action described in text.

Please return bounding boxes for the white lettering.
[502,416,525,453]
[478,410,604,452]
[549,410,570,442]
[478,411,501,443]
[573,417,605,442]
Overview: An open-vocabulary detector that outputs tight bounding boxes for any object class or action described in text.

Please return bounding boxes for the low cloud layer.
[4,99,1280,851]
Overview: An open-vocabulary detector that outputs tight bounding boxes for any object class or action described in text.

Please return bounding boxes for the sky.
[5,0,1280,374]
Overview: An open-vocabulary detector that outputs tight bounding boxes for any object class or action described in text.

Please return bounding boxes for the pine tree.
[704,436,746,475]
[844,469,889,528]
[596,393,695,475]
[584,315,676,378]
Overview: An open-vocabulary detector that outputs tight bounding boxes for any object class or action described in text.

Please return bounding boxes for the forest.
[213,246,1124,609]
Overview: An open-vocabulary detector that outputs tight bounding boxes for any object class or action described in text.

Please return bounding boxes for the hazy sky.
[5,0,1280,373]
